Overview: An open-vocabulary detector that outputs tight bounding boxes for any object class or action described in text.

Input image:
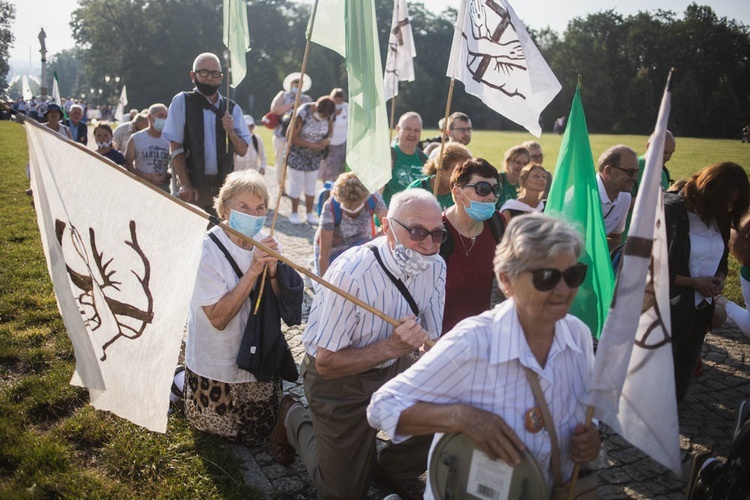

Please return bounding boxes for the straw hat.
[282,72,312,92]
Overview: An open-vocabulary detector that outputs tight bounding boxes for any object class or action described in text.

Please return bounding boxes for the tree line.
[3,0,748,138]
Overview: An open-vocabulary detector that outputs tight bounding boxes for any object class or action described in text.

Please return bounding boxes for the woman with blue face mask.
[439,158,505,333]
[183,170,303,447]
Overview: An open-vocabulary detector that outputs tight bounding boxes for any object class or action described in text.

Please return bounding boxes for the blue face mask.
[464,200,496,221]
[228,209,266,239]
[335,104,343,111]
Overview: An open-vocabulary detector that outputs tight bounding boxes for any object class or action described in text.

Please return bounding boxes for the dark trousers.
[672,302,713,402]
[286,355,431,499]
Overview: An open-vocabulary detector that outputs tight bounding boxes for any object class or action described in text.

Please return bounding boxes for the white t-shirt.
[597,174,631,235]
[185,226,273,383]
[330,103,348,146]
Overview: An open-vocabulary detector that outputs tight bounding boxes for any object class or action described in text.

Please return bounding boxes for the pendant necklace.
[453,210,477,257]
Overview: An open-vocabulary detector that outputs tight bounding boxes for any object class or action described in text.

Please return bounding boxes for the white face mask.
[390,222,435,276]
[153,118,167,131]
[96,140,112,149]
[341,202,365,215]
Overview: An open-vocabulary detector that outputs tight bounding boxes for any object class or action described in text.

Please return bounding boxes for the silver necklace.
[452,210,477,257]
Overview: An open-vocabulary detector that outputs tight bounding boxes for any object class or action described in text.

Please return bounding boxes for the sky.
[8,0,750,65]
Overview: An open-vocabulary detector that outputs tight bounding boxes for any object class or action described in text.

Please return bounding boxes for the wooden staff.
[566,404,596,500]
[389,95,397,143]
[224,0,232,154]
[254,0,320,313]
[433,78,455,196]
[21,114,402,330]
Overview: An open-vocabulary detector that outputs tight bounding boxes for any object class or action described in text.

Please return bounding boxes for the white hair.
[494,213,583,278]
[387,189,441,219]
[397,111,422,128]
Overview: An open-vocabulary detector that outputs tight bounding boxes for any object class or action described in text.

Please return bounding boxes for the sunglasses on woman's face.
[390,218,447,244]
[527,263,588,291]
[461,181,501,198]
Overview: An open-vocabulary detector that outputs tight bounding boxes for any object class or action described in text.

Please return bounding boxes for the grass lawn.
[1,118,748,496]
[0,122,259,498]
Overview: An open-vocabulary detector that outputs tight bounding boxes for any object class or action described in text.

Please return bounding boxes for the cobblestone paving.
[229,171,750,499]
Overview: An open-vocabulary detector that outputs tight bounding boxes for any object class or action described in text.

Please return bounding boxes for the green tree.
[0,0,14,97]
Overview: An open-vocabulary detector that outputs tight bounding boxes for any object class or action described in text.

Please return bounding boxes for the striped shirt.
[367,298,594,494]
[303,235,445,368]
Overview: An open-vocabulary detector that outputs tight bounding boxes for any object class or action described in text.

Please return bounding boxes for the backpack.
[330,196,377,228]
[439,211,506,261]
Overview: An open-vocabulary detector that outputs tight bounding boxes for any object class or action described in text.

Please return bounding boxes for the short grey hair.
[387,189,440,219]
[70,104,83,113]
[397,111,422,128]
[148,103,168,116]
[494,213,583,278]
[522,140,542,152]
[597,145,636,173]
[214,170,269,220]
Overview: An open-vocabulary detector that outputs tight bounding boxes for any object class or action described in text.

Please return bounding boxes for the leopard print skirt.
[184,366,282,446]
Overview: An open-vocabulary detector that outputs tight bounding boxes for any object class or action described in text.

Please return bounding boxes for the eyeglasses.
[527,263,588,291]
[390,219,447,244]
[461,181,501,198]
[195,69,223,79]
[608,164,638,178]
[451,127,472,133]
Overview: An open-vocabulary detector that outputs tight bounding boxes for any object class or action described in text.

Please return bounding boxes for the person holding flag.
[162,52,251,215]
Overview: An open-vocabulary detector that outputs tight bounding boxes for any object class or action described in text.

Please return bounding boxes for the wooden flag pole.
[389,95,397,143]
[224,0,232,154]
[255,0,320,313]
[433,78,455,196]
[565,404,596,500]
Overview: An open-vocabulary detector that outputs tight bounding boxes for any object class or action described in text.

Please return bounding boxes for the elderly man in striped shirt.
[270,189,447,499]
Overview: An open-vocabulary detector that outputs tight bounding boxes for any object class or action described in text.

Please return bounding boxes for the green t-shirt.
[406,176,454,210]
[383,146,426,206]
[631,155,671,196]
[495,172,519,209]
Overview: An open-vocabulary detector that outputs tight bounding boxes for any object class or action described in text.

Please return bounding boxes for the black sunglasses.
[461,181,501,197]
[527,263,588,291]
[390,219,447,244]
[608,164,638,178]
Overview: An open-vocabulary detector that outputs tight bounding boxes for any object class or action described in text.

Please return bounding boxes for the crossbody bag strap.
[522,365,564,489]
[208,232,243,279]
[367,245,419,317]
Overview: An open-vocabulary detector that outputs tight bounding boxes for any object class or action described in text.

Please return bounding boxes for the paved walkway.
[230,171,750,499]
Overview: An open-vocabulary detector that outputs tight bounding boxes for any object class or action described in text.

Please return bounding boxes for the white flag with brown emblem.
[584,72,681,475]
[26,120,207,432]
[447,0,561,137]
[383,0,416,102]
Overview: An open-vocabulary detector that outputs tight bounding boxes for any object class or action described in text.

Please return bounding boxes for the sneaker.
[289,213,301,225]
[306,213,319,225]
[270,395,302,466]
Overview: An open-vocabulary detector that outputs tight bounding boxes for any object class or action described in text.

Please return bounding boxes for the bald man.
[162,52,252,214]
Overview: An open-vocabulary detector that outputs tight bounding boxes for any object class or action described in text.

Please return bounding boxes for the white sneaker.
[307,213,319,225]
[289,213,301,225]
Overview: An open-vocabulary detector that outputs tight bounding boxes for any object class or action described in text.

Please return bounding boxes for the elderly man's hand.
[221,113,235,133]
[570,423,601,464]
[456,405,525,465]
[178,185,199,203]
[390,317,428,356]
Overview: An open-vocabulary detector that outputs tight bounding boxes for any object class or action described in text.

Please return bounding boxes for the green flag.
[545,86,614,338]
[310,0,391,193]
[223,0,250,88]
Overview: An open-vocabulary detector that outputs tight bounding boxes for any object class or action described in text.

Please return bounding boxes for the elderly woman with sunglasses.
[368,214,601,498]
[440,158,506,333]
